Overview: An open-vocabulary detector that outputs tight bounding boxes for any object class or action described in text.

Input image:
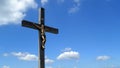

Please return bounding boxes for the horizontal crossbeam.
[22,20,39,30]
[22,20,58,34]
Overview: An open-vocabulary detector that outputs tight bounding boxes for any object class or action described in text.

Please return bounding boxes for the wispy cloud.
[68,0,80,14]
[46,66,53,68]
[0,0,37,26]
[58,0,80,14]
[2,65,10,68]
[57,48,80,60]
[96,55,111,61]
[3,52,54,63]
[45,56,54,68]
[45,56,54,64]
[12,52,38,61]
[57,0,65,3]
[41,0,48,6]
[102,65,120,68]
[62,47,72,52]
[3,53,9,57]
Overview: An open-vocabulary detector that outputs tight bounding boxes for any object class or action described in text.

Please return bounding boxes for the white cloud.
[57,0,80,14]
[69,0,80,14]
[41,0,48,6]
[3,53,9,57]
[110,65,116,68]
[2,65,10,68]
[69,6,79,14]
[57,51,80,60]
[0,0,37,26]
[96,55,111,61]
[62,48,72,52]
[74,0,80,3]
[103,65,120,68]
[45,57,54,64]
[46,66,53,68]
[12,52,38,61]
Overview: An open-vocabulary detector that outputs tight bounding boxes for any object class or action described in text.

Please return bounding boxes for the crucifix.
[21,7,59,68]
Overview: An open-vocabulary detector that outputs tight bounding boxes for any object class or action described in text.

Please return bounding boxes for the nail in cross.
[22,7,59,68]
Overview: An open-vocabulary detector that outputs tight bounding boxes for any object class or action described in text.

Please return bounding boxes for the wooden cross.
[22,7,59,68]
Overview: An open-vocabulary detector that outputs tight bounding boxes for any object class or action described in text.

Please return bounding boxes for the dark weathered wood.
[22,20,58,34]
[22,7,59,68]
[40,8,44,25]
[45,26,58,34]
[39,7,45,68]
[22,20,40,30]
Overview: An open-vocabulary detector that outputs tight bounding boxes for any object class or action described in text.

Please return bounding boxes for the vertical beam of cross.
[39,8,45,68]
[22,7,59,68]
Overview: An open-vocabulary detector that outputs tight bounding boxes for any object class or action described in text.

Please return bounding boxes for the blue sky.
[0,0,120,68]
